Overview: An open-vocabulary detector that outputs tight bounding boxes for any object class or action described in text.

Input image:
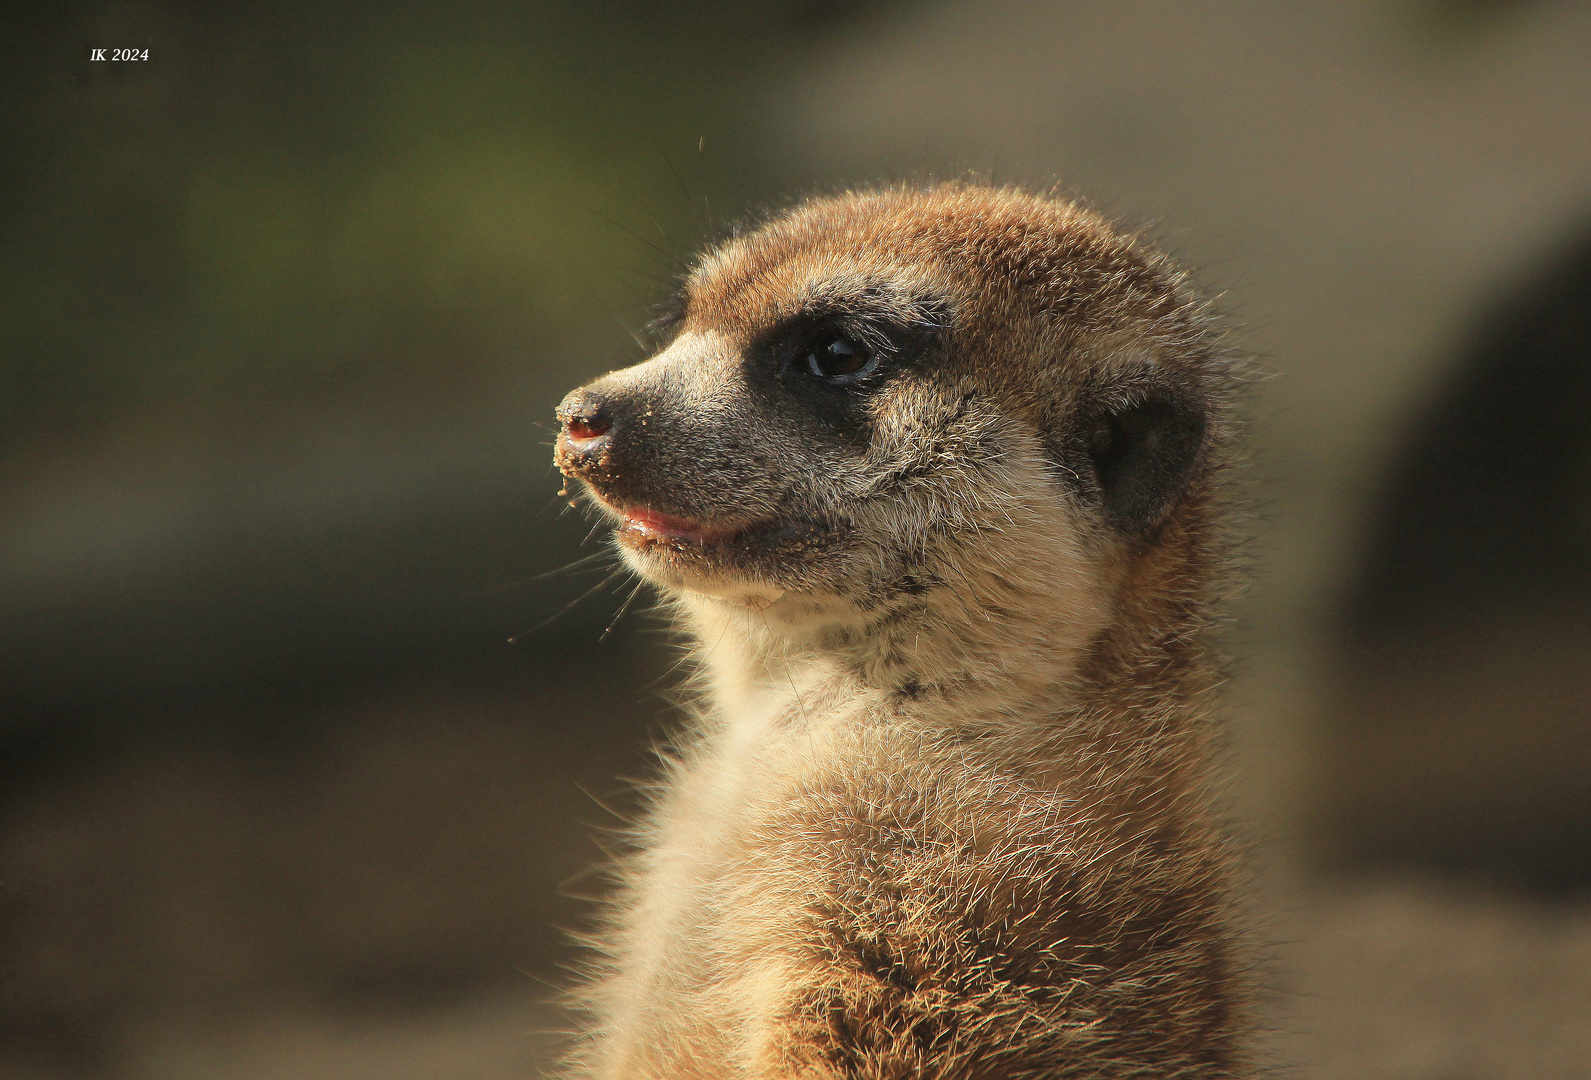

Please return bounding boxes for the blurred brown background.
[3,1,1589,1077]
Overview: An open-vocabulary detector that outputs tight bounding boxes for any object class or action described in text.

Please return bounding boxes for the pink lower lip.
[619,506,735,544]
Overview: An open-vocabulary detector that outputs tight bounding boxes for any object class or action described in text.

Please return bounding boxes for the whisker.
[661,149,707,239]
[572,779,631,822]
[599,578,647,643]
[614,315,651,354]
[536,550,617,581]
[543,486,591,517]
[616,177,679,256]
[465,552,615,599]
[587,208,680,267]
[599,262,678,288]
[508,566,628,642]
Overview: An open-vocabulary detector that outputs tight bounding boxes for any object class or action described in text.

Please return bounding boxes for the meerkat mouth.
[593,494,829,562]
[601,499,801,607]
[580,491,767,551]
[617,505,749,547]
[575,485,839,607]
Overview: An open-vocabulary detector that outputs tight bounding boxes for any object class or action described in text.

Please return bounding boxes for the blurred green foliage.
[0,0,869,447]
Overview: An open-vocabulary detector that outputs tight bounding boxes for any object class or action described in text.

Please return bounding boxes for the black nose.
[555,387,619,480]
[558,388,612,442]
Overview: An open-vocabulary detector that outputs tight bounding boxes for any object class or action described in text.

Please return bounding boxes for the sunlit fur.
[554,183,1247,1078]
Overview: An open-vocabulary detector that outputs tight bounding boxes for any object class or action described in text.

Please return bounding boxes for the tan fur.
[554,183,1247,1077]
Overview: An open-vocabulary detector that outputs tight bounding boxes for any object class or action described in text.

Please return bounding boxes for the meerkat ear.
[1087,393,1209,536]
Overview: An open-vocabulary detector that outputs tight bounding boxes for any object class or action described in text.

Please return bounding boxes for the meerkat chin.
[553,182,1247,1078]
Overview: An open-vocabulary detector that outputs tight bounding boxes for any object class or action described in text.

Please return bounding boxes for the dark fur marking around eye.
[756,282,952,372]
[797,283,951,337]
[1088,394,1209,536]
[742,318,945,457]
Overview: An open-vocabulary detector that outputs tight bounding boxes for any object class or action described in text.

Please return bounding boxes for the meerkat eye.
[803,333,873,380]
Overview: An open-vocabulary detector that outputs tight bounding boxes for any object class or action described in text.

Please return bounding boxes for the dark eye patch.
[723,285,951,451]
[754,283,951,383]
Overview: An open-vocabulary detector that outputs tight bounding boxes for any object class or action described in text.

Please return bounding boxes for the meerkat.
[553,182,1246,1078]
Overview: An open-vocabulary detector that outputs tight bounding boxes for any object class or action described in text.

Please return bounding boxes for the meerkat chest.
[662,675,866,866]
[610,679,865,1029]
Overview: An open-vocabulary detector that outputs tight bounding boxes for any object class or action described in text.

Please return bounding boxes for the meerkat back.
[554,183,1246,1078]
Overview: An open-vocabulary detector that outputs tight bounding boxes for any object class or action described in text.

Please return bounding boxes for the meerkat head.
[555,184,1230,639]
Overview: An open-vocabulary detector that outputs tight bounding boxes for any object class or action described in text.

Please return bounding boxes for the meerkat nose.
[558,387,613,442]
[554,387,619,481]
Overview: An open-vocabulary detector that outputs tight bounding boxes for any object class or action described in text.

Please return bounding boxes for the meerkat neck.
[675,552,1207,747]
